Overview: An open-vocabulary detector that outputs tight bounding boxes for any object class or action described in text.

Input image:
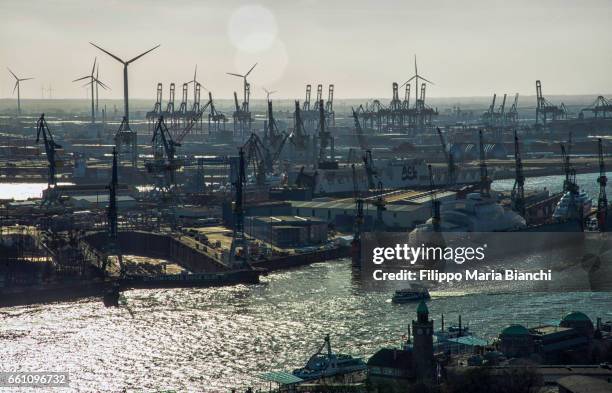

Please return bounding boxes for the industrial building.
[244,215,328,247]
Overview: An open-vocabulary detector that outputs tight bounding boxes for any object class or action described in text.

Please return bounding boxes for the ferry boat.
[392,284,431,304]
[292,335,367,382]
[291,159,483,195]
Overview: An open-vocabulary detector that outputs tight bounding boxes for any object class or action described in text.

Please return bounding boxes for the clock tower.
[412,299,434,380]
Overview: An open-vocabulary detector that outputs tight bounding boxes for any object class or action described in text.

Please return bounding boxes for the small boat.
[292,335,367,382]
[392,284,430,304]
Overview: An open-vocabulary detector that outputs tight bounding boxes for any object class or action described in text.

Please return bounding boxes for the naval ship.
[292,158,483,195]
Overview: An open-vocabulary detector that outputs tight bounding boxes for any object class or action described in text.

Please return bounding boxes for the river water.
[0,172,610,392]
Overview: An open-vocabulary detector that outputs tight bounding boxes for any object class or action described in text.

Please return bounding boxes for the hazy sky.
[1,0,611,100]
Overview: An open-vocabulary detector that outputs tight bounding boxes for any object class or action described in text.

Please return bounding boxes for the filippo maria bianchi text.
[373,269,553,283]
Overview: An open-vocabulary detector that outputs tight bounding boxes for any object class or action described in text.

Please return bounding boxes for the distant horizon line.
[1,93,611,101]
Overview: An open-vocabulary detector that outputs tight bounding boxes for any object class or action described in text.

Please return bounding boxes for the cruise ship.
[292,159,483,195]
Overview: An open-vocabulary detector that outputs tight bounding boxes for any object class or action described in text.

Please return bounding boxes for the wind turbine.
[185,64,207,103]
[227,63,257,110]
[7,68,34,115]
[90,42,160,129]
[401,55,434,108]
[93,64,110,114]
[262,87,277,101]
[73,58,101,123]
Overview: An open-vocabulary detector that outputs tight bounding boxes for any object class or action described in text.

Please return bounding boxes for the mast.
[511,130,525,217]
[597,138,608,232]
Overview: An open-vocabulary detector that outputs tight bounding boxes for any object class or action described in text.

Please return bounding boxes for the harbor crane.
[436,127,455,186]
[511,131,526,217]
[597,138,608,232]
[36,114,62,187]
[581,96,612,119]
[478,130,491,198]
[535,80,567,125]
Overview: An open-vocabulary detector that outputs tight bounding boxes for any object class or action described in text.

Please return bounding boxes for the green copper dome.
[501,324,529,336]
[416,300,429,314]
[562,311,591,323]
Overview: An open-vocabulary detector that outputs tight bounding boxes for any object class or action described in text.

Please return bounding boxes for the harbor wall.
[252,246,351,270]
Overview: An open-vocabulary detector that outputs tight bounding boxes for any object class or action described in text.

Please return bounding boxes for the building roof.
[259,371,303,385]
[557,375,612,393]
[367,348,413,369]
[501,324,529,336]
[417,300,429,315]
[563,311,591,323]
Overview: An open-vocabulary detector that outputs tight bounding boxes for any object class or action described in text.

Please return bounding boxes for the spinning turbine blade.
[90,42,125,63]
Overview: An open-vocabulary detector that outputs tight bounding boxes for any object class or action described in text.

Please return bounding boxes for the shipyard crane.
[36,114,62,187]
[428,165,441,231]
[317,99,335,168]
[265,100,285,153]
[229,148,248,266]
[511,131,526,217]
[291,101,309,150]
[242,133,267,186]
[478,130,491,198]
[436,127,455,186]
[145,116,182,191]
[597,138,608,232]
